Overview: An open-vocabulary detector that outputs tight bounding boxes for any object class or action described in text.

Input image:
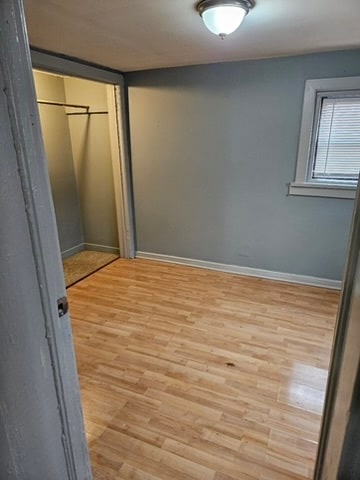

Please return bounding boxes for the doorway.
[33,70,120,286]
[31,55,134,286]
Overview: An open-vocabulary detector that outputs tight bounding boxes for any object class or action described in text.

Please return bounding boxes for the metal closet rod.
[37,99,108,115]
[66,111,108,116]
[37,99,89,109]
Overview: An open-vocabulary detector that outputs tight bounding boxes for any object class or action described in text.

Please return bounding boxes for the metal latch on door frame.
[57,296,69,318]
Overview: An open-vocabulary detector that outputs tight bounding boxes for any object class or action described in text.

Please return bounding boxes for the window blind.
[312,97,360,181]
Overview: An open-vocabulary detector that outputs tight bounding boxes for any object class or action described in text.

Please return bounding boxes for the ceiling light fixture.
[197,0,255,39]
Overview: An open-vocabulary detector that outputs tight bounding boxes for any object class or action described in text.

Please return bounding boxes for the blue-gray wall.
[127,49,360,281]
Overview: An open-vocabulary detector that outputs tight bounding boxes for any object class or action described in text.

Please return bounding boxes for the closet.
[33,70,119,286]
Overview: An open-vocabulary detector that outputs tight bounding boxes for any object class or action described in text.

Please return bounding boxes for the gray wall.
[64,77,119,251]
[34,71,83,254]
[127,49,360,281]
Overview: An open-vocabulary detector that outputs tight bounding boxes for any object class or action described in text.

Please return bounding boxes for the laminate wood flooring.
[68,259,340,480]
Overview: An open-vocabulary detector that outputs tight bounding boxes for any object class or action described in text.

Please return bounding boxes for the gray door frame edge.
[0,0,92,477]
[314,182,360,477]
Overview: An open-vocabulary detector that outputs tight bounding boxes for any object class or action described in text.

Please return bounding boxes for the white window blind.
[312,97,360,181]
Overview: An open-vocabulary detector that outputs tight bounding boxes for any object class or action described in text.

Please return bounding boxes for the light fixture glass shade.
[202,5,246,37]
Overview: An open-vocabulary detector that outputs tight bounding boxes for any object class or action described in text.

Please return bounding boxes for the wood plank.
[68,258,339,479]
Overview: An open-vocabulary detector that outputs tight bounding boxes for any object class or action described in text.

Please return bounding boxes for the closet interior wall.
[34,71,119,258]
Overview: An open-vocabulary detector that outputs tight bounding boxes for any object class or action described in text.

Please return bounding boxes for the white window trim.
[289,76,360,200]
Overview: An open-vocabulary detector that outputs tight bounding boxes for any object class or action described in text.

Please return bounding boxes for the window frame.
[289,76,360,199]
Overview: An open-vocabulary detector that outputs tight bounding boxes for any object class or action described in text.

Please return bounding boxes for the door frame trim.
[314,182,360,479]
[1,1,92,477]
[31,49,135,258]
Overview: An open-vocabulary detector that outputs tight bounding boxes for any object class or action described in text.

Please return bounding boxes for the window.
[289,77,360,199]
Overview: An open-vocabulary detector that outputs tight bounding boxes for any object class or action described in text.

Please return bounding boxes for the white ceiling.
[23,0,360,72]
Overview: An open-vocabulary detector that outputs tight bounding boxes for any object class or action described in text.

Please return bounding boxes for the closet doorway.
[32,65,134,287]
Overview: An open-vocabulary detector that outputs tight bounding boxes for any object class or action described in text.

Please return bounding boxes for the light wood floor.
[68,259,340,480]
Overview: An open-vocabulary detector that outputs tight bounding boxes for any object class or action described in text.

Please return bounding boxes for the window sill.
[289,182,356,199]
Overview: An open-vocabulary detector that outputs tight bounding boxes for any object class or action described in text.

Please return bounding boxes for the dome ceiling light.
[196,0,255,39]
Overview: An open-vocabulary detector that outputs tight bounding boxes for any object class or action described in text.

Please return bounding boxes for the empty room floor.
[68,258,340,480]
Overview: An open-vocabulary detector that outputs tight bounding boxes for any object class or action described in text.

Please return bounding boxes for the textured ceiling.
[23,0,360,72]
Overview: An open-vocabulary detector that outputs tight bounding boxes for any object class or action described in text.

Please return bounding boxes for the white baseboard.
[136,251,342,290]
[61,243,84,260]
[85,243,120,255]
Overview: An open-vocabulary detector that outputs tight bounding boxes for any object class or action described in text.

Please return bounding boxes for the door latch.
[57,296,69,318]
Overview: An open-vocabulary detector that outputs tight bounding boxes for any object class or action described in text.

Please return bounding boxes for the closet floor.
[63,250,118,287]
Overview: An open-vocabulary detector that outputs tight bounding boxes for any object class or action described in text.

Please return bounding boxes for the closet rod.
[37,100,108,115]
[66,111,108,116]
[37,99,89,110]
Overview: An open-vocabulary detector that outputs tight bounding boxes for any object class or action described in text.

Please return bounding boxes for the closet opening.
[33,69,133,286]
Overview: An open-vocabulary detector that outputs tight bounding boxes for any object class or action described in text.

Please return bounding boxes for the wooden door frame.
[31,49,135,259]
